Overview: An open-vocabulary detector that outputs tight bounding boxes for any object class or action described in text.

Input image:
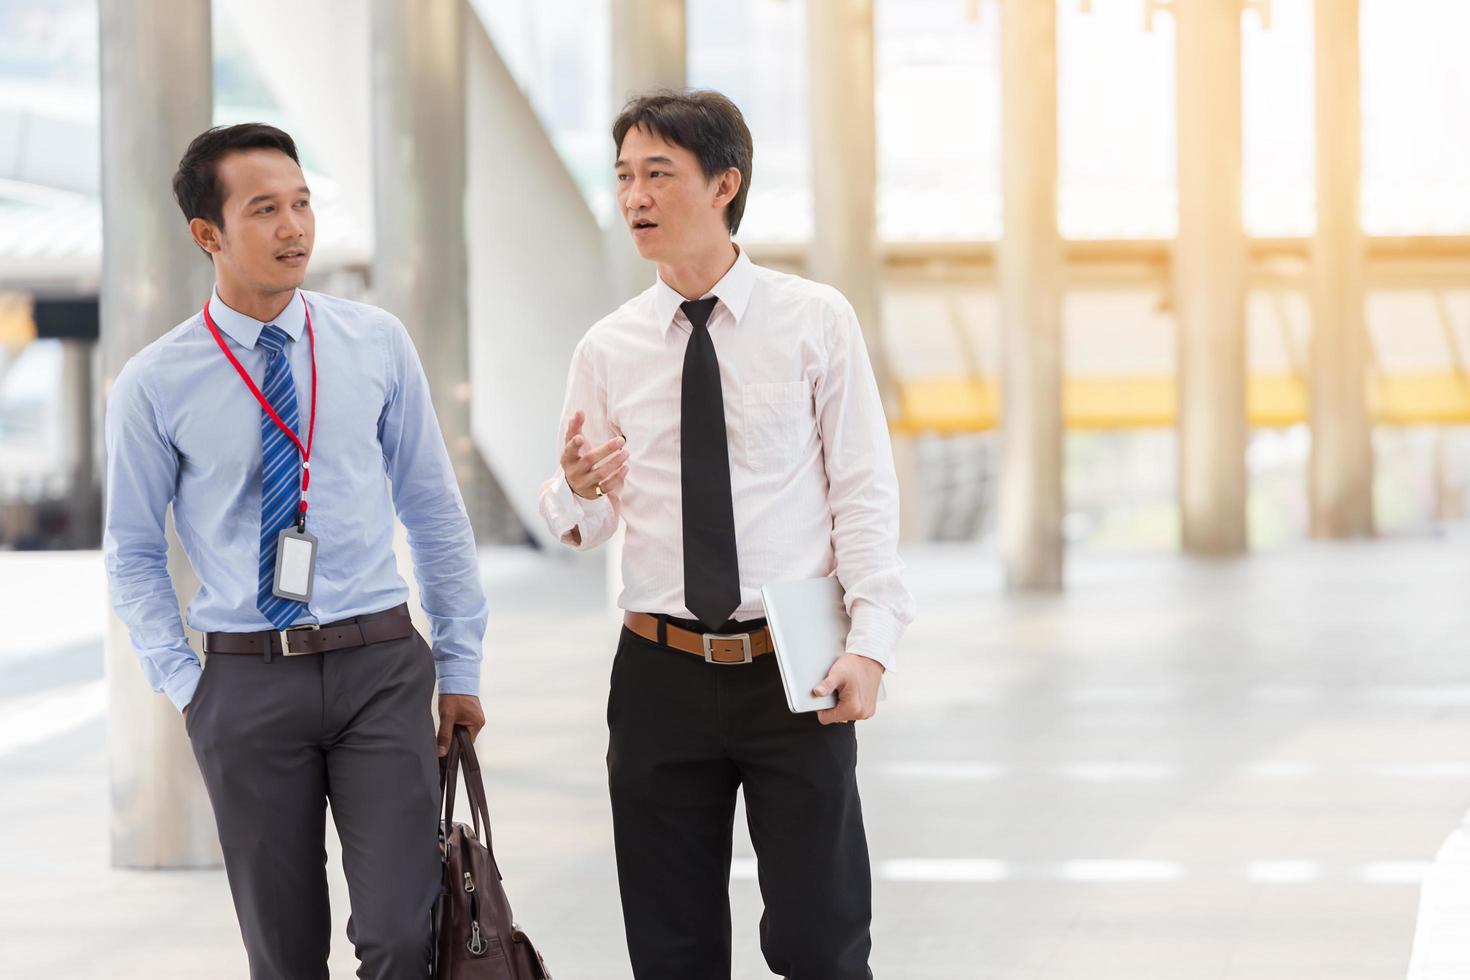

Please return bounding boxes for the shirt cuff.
[436,667,482,697]
[163,658,204,714]
[546,471,613,542]
[845,601,905,674]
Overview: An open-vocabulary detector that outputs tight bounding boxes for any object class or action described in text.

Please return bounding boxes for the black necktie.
[679,296,742,632]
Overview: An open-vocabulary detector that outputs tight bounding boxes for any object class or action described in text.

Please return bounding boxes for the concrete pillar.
[58,342,93,488]
[58,339,100,546]
[1310,0,1373,537]
[808,0,926,545]
[371,0,485,525]
[997,0,1064,589]
[611,0,685,107]
[608,0,686,303]
[98,0,219,868]
[1173,0,1248,555]
[808,0,891,401]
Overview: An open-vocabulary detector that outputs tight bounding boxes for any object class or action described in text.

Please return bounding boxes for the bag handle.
[439,730,469,841]
[440,727,480,841]
[455,727,494,835]
[439,725,496,858]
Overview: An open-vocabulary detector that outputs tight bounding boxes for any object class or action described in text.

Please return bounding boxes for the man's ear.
[188,217,222,256]
[713,167,742,209]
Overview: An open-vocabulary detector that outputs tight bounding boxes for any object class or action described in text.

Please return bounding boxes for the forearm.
[104,540,199,711]
[103,362,196,710]
[819,300,915,670]
[397,491,488,695]
[829,481,912,672]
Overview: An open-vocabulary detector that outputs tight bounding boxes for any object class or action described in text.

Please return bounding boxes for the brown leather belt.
[624,611,773,665]
[205,603,415,662]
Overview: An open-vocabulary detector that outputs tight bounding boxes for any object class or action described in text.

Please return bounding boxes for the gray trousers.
[186,627,442,980]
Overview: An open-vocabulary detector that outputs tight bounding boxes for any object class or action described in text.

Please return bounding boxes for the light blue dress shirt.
[103,287,488,712]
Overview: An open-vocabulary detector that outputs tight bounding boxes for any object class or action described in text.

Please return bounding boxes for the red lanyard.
[202,295,318,526]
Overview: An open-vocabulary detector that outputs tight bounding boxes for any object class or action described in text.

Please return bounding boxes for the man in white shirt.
[539,89,913,980]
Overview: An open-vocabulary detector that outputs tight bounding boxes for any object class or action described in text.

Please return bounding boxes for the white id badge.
[272,527,318,602]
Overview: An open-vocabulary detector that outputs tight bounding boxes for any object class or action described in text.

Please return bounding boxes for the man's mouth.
[276,248,308,263]
[630,219,657,231]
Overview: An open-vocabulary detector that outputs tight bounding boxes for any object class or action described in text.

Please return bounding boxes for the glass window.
[1242,0,1314,237]
[1057,0,1176,239]
[0,0,96,99]
[1361,0,1470,234]
[474,0,612,221]
[688,0,811,243]
[875,0,1001,241]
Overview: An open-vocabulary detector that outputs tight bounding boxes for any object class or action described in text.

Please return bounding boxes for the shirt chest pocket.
[742,381,814,471]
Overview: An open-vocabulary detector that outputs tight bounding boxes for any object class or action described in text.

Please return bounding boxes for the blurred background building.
[4,0,1468,558]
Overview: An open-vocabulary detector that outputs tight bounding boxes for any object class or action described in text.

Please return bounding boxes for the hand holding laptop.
[812,653,886,726]
[760,576,888,722]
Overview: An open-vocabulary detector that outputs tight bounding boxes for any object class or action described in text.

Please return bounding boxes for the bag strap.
[438,725,494,853]
[439,727,478,843]
[439,733,460,839]
[455,727,496,857]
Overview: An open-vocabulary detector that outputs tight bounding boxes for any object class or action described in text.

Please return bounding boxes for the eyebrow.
[243,187,311,208]
[614,155,676,170]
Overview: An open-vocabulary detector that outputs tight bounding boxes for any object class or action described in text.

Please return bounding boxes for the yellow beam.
[0,293,36,350]
[1375,374,1470,425]
[751,235,1470,270]
[894,372,1470,433]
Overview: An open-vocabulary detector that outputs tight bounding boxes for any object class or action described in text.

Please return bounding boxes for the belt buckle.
[702,632,753,665]
[280,624,320,656]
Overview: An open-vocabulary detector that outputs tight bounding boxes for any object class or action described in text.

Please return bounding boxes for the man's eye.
[258,206,274,215]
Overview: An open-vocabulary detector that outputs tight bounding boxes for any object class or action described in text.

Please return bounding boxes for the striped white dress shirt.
[538,247,914,671]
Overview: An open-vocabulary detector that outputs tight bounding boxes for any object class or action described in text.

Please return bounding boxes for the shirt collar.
[653,245,755,336]
[206,286,307,350]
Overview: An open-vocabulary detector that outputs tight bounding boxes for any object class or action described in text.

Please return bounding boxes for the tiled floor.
[2,537,1468,978]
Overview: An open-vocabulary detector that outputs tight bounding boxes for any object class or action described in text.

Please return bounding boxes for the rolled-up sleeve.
[103,361,200,712]
[815,297,916,672]
[378,316,489,695]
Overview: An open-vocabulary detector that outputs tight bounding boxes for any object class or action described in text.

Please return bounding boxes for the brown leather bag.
[434,726,551,979]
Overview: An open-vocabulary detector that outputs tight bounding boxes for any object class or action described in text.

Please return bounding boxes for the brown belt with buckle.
[205,603,415,662]
[623,611,774,665]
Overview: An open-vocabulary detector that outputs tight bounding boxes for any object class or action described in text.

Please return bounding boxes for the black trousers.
[186,627,442,980]
[607,625,874,980]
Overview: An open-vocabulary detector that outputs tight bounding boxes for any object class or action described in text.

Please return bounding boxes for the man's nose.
[623,178,653,211]
[279,211,305,238]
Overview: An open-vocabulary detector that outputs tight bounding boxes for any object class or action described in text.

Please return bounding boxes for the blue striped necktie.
[256,324,307,629]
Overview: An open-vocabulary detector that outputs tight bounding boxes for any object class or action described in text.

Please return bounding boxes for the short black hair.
[613,89,754,235]
[172,123,300,229]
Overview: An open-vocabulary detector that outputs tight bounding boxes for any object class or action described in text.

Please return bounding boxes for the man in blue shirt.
[103,123,487,979]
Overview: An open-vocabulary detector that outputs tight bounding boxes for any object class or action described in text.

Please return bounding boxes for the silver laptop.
[760,577,887,714]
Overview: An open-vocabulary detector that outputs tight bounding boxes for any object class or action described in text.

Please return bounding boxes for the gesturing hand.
[561,411,628,500]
